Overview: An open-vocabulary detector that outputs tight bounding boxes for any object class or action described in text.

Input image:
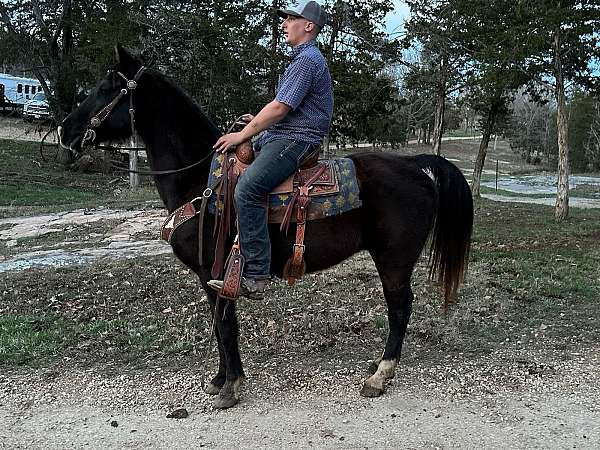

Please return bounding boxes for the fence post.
[129,137,139,188]
[495,160,499,192]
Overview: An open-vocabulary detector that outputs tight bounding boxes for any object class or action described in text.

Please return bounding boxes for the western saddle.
[161,135,339,300]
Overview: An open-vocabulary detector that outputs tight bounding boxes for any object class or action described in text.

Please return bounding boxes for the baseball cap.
[277,1,328,28]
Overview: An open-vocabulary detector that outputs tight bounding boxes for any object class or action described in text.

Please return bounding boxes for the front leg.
[212,297,245,409]
[204,291,226,395]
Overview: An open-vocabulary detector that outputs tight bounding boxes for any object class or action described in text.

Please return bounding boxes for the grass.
[1,199,598,367]
[0,138,158,215]
[0,313,179,365]
[1,182,100,206]
[443,129,481,138]
[0,134,599,368]
[0,315,68,365]
[466,200,599,339]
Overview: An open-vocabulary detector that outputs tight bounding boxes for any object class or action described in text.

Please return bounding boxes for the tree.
[0,0,76,120]
[0,0,149,121]
[569,89,600,172]
[583,98,600,171]
[446,0,529,197]
[135,0,270,128]
[505,92,558,166]
[513,0,600,220]
[403,0,469,155]
[318,0,402,146]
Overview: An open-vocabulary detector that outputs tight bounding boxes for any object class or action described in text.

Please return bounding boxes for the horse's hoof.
[360,382,384,398]
[204,382,222,396]
[213,393,239,409]
[212,377,245,409]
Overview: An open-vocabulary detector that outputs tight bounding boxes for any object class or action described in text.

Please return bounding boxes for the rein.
[106,115,246,176]
[109,149,216,176]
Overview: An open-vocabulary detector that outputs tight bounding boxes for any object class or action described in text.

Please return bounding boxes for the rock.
[166,408,189,419]
[110,420,118,427]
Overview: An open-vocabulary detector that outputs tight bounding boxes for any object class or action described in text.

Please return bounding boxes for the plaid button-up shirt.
[261,40,334,146]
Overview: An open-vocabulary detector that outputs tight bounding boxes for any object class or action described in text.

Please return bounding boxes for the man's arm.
[213,100,291,153]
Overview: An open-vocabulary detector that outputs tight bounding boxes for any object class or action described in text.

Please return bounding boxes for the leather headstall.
[82,66,146,148]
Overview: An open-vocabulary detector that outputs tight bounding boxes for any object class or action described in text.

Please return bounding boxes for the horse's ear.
[114,44,142,74]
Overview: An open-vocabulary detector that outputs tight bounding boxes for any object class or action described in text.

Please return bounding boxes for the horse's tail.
[415,154,473,307]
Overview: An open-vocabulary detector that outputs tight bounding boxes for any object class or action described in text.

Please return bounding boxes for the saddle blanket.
[207,153,362,223]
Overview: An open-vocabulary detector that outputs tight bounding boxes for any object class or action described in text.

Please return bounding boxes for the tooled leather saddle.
[209,139,339,295]
[160,132,361,300]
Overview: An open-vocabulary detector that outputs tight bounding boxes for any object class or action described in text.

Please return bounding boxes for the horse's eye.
[98,79,113,94]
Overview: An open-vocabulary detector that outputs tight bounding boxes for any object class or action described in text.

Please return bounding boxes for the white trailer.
[0,73,44,108]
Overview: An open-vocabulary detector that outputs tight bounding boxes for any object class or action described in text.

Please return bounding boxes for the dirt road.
[1,351,598,449]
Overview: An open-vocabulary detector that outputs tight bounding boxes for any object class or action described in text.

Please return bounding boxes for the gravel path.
[1,346,599,449]
[0,117,55,142]
[2,367,598,448]
[482,193,600,209]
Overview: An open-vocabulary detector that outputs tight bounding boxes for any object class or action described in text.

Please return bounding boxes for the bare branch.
[31,0,52,42]
[0,4,16,33]
[51,0,72,51]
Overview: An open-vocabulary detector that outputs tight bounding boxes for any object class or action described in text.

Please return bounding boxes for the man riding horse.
[208,1,333,299]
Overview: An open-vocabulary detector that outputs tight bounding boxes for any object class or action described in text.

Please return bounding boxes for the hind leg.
[361,258,414,397]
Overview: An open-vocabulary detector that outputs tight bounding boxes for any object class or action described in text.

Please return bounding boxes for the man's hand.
[213,131,247,153]
[213,101,290,153]
[235,113,254,126]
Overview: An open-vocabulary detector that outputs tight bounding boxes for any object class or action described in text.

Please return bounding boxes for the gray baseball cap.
[277,1,328,28]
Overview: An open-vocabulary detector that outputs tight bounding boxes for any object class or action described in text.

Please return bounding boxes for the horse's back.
[349,152,437,206]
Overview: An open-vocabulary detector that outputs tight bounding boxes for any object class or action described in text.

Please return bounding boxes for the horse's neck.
[136,78,221,212]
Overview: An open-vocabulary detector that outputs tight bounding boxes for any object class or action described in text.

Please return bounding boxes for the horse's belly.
[268,208,363,276]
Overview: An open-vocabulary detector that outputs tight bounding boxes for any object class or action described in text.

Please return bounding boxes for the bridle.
[81,66,146,148]
[63,65,220,176]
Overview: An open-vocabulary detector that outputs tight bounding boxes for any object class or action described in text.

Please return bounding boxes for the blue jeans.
[234,139,319,279]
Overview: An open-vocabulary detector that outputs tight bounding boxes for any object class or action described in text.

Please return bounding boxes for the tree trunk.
[268,0,281,97]
[553,28,570,221]
[432,54,448,155]
[432,96,445,155]
[471,104,498,197]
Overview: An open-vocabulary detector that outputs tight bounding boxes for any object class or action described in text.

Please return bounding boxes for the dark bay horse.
[59,46,473,409]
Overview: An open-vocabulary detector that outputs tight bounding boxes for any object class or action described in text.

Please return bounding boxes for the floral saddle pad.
[206,152,362,223]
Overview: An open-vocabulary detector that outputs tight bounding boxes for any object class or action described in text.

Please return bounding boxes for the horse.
[59,45,473,409]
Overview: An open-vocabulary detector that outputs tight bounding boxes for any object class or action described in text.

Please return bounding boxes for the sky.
[385,1,410,36]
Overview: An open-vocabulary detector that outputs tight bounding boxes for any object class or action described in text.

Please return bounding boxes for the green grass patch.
[0,313,180,366]
[0,138,159,214]
[459,198,600,345]
[443,130,481,138]
[0,314,71,365]
[1,182,100,206]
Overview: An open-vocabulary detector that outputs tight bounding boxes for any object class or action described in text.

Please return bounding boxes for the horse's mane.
[144,67,222,140]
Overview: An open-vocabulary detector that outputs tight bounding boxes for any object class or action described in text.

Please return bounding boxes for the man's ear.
[114,44,143,76]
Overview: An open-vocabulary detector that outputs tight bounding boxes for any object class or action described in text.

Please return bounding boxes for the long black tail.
[415,154,473,307]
